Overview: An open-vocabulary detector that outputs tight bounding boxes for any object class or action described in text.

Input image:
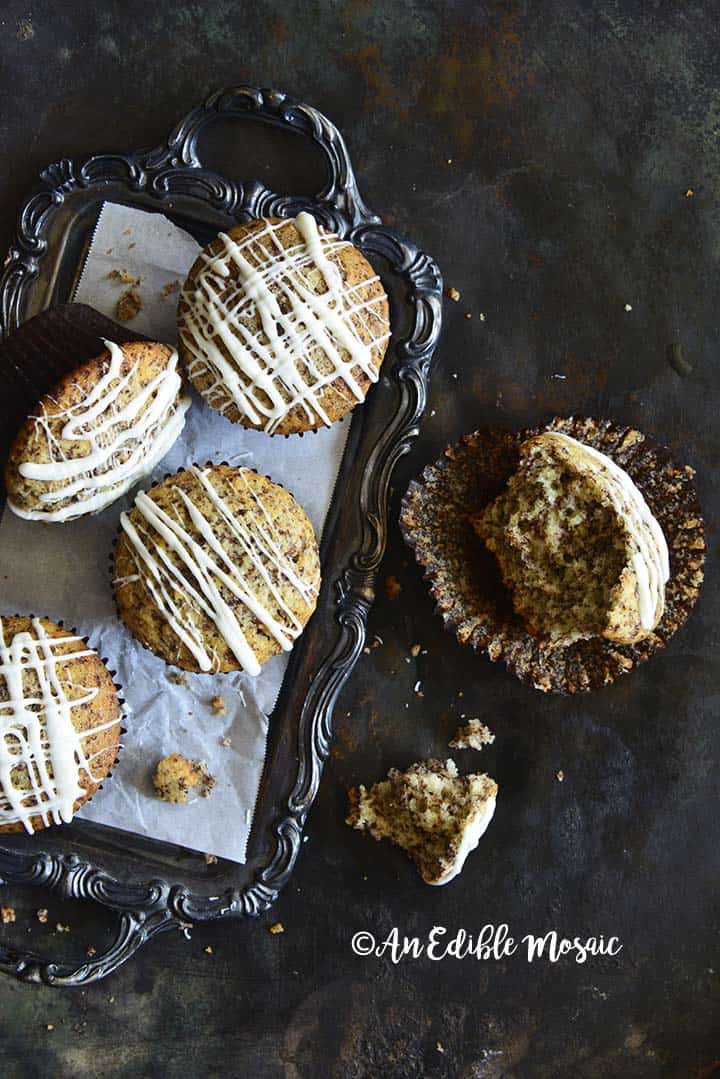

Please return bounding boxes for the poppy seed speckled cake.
[0,616,122,835]
[113,464,321,675]
[5,340,190,522]
[177,213,391,435]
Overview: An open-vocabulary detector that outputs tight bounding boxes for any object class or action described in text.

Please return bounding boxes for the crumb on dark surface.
[269,922,285,935]
[385,575,402,600]
[447,286,461,301]
[1,906,16,924]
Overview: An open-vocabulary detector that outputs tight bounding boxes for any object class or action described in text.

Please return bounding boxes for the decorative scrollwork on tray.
[0,85,442,986]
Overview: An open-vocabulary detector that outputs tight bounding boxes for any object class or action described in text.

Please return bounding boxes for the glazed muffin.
[473,431,669,648]
[0,616,122,835]
[177,212,391,435]
[5,340,190,522]
[400,417,705,693]
[347,759,498,885]
[113,464,321,675]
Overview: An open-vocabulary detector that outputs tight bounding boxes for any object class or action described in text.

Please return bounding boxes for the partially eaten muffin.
[347,759,498,885]
[473,432,669,648]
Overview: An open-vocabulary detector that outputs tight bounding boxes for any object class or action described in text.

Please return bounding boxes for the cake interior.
[348,759,497,885]
[477,442,629,646]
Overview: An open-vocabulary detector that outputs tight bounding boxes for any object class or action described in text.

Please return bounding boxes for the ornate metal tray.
[0,86,442,985]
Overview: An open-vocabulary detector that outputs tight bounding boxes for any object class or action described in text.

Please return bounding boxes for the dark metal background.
[0,1,718,1076]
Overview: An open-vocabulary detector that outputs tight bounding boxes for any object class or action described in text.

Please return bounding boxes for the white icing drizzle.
[0,618,118,834]
[548,432,670,629]
[180,212,390,433]
[9,341,191,522]
[118,466,319,676]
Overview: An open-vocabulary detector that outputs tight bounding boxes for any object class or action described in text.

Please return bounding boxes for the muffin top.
[114,464,321,675]
[0,616,122,834]
[177,213,390,435]
[5,340,190,522]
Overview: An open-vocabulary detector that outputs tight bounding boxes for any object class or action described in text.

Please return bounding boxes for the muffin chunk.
[473,432,669,648]
[347,759,498,885]
[177,213,390,435]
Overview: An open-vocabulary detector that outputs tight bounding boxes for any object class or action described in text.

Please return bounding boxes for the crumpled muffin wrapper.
[400,416,705,694]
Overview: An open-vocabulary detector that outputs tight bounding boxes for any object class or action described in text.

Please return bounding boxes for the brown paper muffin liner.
[0,614,125,834]
[400,416,705,694]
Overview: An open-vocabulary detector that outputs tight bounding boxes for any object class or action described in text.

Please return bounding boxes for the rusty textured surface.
[0,1,718,1076]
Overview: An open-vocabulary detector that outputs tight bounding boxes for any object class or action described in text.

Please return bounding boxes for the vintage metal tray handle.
[145,86,380,227]
[0,851,177,986]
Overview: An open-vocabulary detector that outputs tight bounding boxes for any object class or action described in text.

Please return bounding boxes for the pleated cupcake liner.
[400,416,705,695]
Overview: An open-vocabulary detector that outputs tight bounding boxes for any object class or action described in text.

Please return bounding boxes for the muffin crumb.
[385,575,402,600]
[269,922,285,935]
[449,719,495,751]
[116,287,143,322]
[446,287,461,302]
[37,909,48,924]
[161,280,180,297]
[153,753,215,804]
[211,695,226,715]
[1,906,16,924]
[204,853,218,865]
[107,268,137,285]
[556,770,565,782]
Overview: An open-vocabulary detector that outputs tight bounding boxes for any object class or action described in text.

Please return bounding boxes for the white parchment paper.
[0,203,350,862]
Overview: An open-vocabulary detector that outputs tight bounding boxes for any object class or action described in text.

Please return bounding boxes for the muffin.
[114,464,321,675]
[0,616,122,834]
[5,340,190,522]
[473,431,669,648]
[400,417,705,693]
[177,212,391,435]
[347,759,498,885]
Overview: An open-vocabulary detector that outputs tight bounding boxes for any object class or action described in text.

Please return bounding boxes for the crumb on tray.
[1,906,16,924]
[446,287,461,302]
[152,753,216,804]
[269,922,285,935]
[211,695,226,715]
[204,853,218,865]
[161,280,180,297]
[116,287,143,322]
[107,268,137,285]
